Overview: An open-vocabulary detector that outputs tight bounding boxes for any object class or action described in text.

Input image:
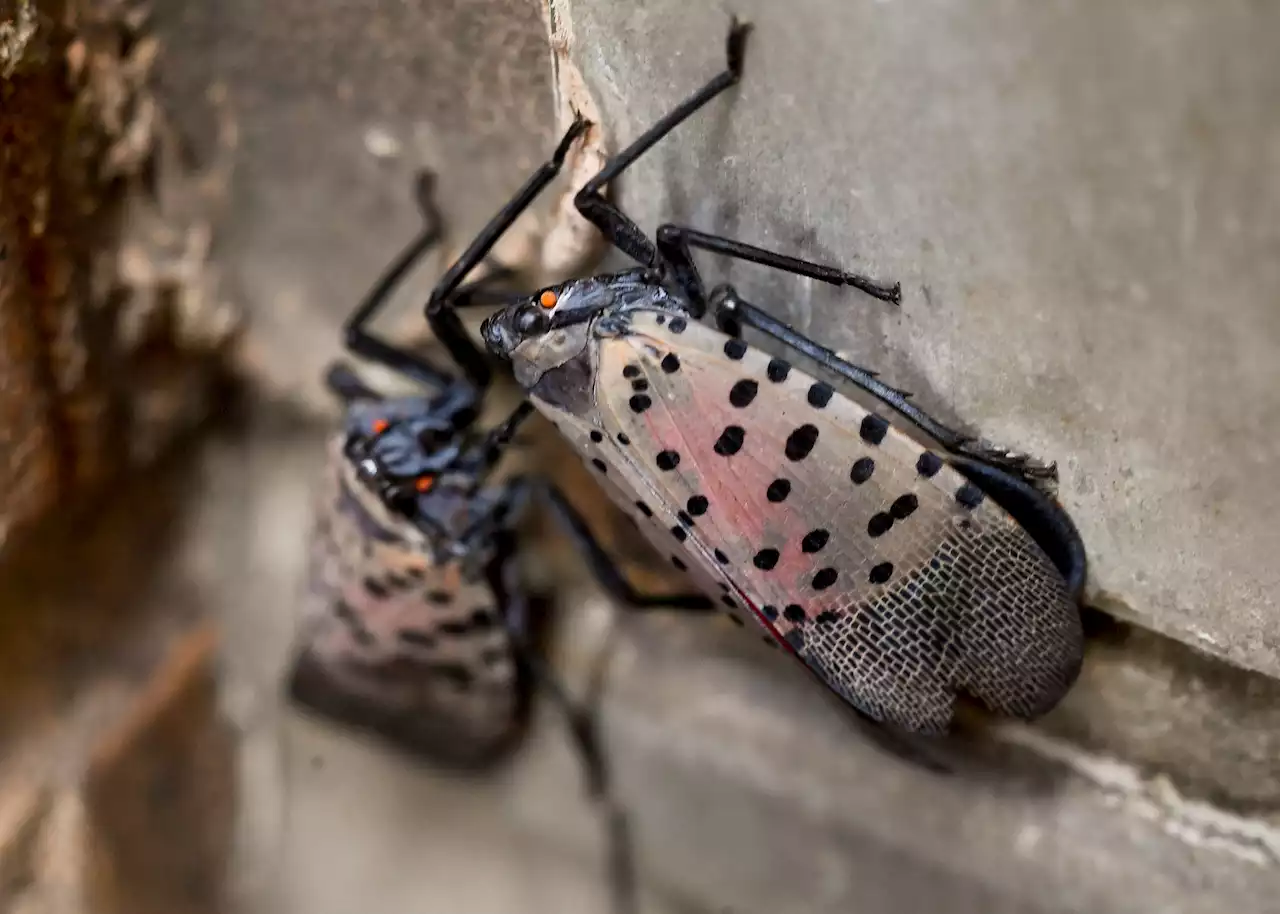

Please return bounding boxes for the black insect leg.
[336,266,522,412]
[710,283,970,448]
[708,284,1060,486]
[572,18,753,279]
[342,172,462,388]
[490,533,638,914]
[323,361,383,403]
[540,482,716,612]
[425,117,593,390]
[485,476,715,612]
[656,223,902,311]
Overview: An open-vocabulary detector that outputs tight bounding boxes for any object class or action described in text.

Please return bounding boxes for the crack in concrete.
[995,723,1280,869]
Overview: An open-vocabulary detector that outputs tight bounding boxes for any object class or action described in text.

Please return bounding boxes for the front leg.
[656,223,902,311]
[571,18,754,282]
[343,171,523,390]
[425,117,592,388]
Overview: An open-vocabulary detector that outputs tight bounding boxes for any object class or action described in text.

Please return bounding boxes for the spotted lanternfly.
[287,363,536,768]
[419,17,1087,738]
[285,171,706,913]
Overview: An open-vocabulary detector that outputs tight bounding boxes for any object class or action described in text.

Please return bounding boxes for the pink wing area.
[288,436,523,762]
[539,310,1082,732]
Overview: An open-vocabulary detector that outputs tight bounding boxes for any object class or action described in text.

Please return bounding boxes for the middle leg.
[656,223,902,310]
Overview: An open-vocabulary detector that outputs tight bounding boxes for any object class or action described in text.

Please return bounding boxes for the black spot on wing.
[956,483,985,509]
[867,513,893,538]
[729,379,758,408]
[656,450,680,471]
[724,339,747,360]
[917,452,943,478]
[812,568,839,590]
[868,561,894,585]
[890,494,919,519]
[801,529,830,553]
[766,359,790,382]
[785,424,819,461]
[398,629,435,648]
[850,457,875,485]
[714,426,745,456]
[753,548,780,570]
[807,382,833,408]
[630,394,652,413]
[860,414,890,445]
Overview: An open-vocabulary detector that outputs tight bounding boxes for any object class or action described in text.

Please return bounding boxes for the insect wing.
[289,435,524,766]
[557,311,1082,732]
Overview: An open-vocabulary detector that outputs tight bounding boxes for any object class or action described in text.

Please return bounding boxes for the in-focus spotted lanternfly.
[419,17,1087,742]
[286,172,709,914]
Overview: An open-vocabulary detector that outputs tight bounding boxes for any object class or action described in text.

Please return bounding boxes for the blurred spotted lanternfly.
[286,171,708,914]
[418,16,1088,745]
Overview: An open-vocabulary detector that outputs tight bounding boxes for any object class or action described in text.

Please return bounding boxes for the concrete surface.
[555,0,1280,679]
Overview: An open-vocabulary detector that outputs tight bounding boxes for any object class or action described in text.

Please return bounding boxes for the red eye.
[539,290,558,308]
[371,418,389,434]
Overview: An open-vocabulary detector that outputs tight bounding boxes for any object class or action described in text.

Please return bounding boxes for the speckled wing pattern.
[534,309,1082,733]
[289,434,524,765]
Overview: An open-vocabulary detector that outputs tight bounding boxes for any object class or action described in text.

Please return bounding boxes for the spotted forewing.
[531,310,1082,733]
[290,433,525,765]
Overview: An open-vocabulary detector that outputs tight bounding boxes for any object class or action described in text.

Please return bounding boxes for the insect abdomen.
[287,435,527,768]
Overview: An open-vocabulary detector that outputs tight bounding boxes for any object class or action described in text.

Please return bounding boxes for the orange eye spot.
[415,476,435,493]
[539,290,558,309]
[371,419,389,434]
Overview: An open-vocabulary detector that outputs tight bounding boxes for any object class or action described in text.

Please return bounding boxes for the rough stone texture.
[555,0,1280,679]
[149,0,605,414]
[1038,611,1280,813]
[547,607,1280,914]
[0,0,238,558]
